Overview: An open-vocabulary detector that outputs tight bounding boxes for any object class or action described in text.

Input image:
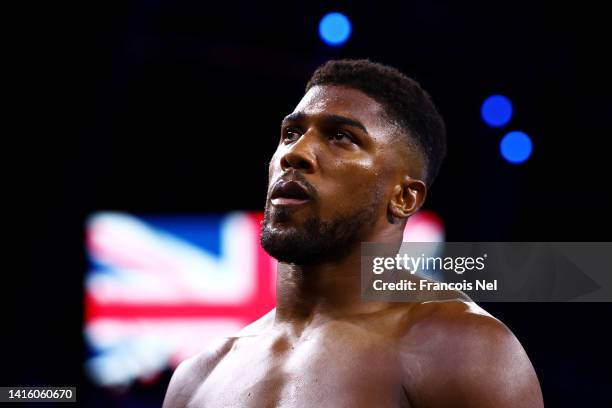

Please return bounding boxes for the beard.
[260,200,379,266]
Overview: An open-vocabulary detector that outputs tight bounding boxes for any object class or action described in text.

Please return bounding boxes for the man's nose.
[279,131,317,173]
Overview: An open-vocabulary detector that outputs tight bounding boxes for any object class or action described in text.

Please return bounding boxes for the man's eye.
[330,130,352,143]
[282,128,301,142]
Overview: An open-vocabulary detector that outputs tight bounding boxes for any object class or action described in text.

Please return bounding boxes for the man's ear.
[388,176,427,220]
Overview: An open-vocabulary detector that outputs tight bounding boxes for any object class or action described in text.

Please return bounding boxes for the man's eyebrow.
[282,112,369,134]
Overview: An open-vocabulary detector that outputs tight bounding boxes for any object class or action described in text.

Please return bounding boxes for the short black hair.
[306,59,447,186]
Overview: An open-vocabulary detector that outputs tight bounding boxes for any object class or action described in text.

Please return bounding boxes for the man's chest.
[189,329,410,408]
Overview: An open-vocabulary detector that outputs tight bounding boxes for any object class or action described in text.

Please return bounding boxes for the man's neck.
[273,228,402,332]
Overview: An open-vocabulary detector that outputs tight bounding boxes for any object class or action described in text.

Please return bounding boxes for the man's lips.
[271,197,309,206]
[270,180,311,206]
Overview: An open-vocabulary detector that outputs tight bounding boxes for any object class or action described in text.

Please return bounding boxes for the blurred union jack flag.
[84,211,277,387]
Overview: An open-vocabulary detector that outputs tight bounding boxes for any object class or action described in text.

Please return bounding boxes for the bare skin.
[163,85,544,408]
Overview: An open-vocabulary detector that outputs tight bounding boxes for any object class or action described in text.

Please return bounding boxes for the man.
[163,59,544,407]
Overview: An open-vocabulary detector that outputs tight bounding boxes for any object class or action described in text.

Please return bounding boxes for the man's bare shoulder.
[396,299,518,357]
[396,300,543,407]
[232,308,277,337]
[401,298,495,331]
[162,309,276,408]
[162,336,236,408]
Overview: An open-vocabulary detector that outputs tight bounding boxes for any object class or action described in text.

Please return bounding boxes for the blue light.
[500,131,532,164]
[481,95,513,127]
[319,12,351,46]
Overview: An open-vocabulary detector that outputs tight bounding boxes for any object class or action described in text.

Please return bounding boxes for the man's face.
[261,85,408,265]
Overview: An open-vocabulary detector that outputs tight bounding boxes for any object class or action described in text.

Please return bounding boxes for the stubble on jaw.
[260,189,383,266]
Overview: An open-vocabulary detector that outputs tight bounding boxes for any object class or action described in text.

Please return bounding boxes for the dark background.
[8,0,612,406]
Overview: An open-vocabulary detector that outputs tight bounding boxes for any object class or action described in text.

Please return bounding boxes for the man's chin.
[260,229,309,264]
[260,202,377,265]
